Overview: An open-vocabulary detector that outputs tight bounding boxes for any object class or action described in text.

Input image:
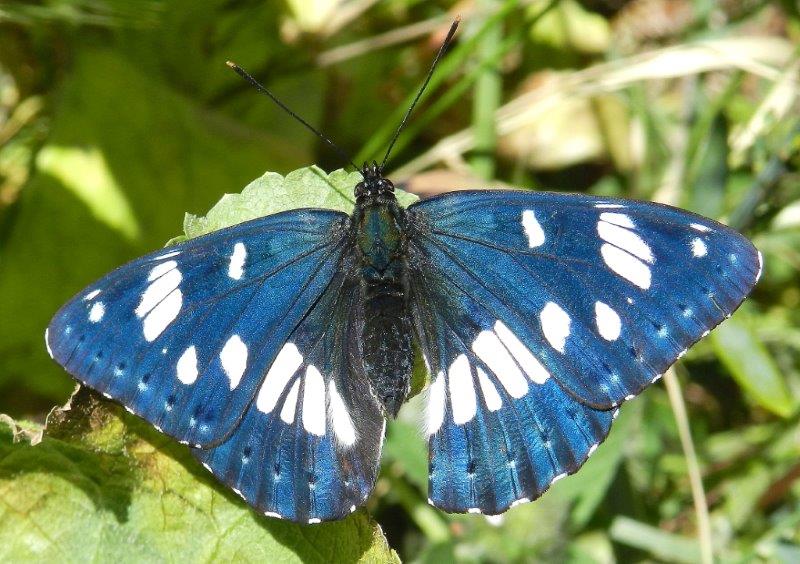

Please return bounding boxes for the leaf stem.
[663,368,714,564]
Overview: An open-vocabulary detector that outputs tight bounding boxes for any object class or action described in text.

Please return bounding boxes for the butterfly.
[45,22,761,524]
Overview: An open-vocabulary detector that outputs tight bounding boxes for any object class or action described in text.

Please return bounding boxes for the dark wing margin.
[406,189,759,513]
[193,254,386,523]
[46,209,352,448]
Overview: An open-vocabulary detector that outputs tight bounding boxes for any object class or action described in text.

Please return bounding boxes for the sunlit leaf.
[711,309,794,418]
[0,390,397,562]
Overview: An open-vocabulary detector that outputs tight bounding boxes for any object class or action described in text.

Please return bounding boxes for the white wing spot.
[601,244,651,289]
[257,343,303,413]
[176,346,198,385]
[494,320,550,384]
[308,518,321,524]
[594,301,621,341]
[599,212,634,228]
[88,302,105,323]
[486,514,505,526]
[472,330,529,397]
[142,289,182,341]
[302,365,327,436]
[329,380,357,446]
[44,328,53,358]
[510,497,530,508]
[551,472,567,485]
[476,367,502,411]
[138,267,181,316]
[467,508,482,514]
[521,209,545,247]
[587,443,599,457]
[148,260,178,282]
[756,251,764,282]
[448,354,477,425]
[228,242,247,280]
[595,203,625,209]
[84,289,101,301]
[691,237,708,258]
[539,302,571,353]
[280,379,301,424]
[425,372,446,436]
[690,223,711,233]
[220,335,247,390]
[597,220,654,263]
[155,250,181,260]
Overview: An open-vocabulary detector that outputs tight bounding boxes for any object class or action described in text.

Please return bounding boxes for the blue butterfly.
[45,22,761,524]
[45,163,761,522]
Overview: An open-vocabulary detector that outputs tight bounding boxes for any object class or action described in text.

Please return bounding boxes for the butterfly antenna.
[226,61,359,170]
[379,18,460,171]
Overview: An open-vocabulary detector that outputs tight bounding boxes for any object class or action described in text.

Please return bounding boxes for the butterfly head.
[355,161,394,200]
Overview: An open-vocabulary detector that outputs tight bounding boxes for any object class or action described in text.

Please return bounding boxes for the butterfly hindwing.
[193,256,386,523]
[410,260,614,513]
[408,190,761,410]
[407,190,759,513]
[46,209,350,448]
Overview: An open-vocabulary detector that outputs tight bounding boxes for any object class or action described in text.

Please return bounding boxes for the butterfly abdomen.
[353,193,413,418]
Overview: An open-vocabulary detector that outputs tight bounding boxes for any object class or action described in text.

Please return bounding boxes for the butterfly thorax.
[351,166,413,418]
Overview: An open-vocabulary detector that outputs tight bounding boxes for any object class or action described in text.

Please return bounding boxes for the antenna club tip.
[225,60,238,69]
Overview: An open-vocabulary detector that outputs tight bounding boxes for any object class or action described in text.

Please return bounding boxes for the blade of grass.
[317,16,448,67]
[663,367,714,564]
[610,516,702,563]
[469,0,503,180]
[730,56,800,164]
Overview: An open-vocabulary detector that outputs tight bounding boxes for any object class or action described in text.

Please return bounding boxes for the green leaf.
[610,516,702,563]
[0,388,398,562]
[178,166,416,241]
[710,309,794,418]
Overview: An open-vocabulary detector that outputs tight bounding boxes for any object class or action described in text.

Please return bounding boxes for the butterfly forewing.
[193,258,386,523]
[407,190,760,513]
[409,191,761,409]
[46,209,350,448]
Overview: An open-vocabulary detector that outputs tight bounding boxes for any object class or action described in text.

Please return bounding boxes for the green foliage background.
[1,1,799,562]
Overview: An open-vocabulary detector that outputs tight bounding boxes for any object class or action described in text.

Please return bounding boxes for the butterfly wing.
[46,209,351,448]
[193,255,386,523]
[407,190,760,513]
[410,260,615,514]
